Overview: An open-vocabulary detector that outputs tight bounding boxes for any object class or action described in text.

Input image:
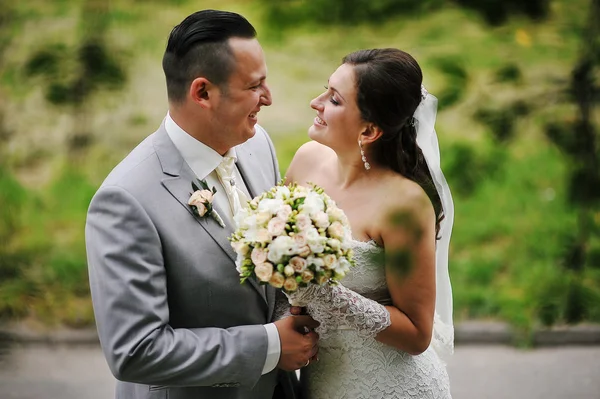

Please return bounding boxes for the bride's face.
[308,64,367,151]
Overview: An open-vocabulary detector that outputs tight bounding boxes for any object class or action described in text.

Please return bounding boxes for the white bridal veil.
[414,87,455,361]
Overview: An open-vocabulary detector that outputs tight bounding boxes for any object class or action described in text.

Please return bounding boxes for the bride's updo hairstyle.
[343,49,444,236]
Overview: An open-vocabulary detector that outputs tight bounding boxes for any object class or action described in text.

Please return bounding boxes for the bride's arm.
[296,184,436,355]
[375,186,436,355]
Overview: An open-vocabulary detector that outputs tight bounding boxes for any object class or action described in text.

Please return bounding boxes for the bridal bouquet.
[230,182,354,305]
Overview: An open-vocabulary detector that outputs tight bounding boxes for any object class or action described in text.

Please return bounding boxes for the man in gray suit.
[86,10,318,399]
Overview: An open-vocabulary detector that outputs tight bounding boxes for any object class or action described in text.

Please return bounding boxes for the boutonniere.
[188,179,226,228]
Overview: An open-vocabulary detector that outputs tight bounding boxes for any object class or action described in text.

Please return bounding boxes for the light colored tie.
[215,155,249,218]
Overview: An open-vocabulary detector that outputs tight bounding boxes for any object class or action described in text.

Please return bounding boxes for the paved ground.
[0,343,599,399]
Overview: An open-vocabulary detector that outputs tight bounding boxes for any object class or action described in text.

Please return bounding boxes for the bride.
[282,48,454,398]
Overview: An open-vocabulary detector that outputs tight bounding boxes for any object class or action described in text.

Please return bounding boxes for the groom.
[85,10,318,399]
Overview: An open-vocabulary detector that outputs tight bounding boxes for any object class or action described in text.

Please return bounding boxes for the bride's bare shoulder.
[295,140,333,160]
[286,141,333,182]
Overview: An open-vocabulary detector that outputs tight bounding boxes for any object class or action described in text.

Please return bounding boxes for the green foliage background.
[0,0,598,340]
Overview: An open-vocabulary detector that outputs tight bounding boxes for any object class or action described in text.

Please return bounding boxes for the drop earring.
[358,139,371,170]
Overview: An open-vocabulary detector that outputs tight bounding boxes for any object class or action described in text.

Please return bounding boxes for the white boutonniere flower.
[188,179,225,228]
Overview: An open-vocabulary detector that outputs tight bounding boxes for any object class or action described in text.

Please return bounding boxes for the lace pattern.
[278,240,452,398]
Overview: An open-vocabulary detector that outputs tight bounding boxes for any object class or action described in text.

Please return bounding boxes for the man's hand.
[274,315,319,371]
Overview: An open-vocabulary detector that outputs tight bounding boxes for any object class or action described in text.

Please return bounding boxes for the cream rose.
[267,217,286,236]
[297,245,312,258]
[284,265,295,277]
[276,204,293,221]
[316,271,331,285]
[293,232,308,247]
[283,276,299,292]
[232,241,250,256]
[289,256,308,273]
[313,211,330,229]
[327,238,342,252]
[322,254,338,270]
[255,211,273,226]
[301,269,314,283]
[295,214,313,231]
[251,247,268,264]
[326,206,346,223]
[254,262,274,282]
[269,271,285,288]
[327,221,345,240]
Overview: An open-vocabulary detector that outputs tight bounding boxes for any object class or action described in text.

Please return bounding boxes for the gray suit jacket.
[86,123,290,399]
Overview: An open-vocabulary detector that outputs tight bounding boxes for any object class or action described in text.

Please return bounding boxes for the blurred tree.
[24,0,126,159]
[259,0,549,29]
[543,0,600,323]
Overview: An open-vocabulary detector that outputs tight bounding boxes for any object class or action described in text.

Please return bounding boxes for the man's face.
[211,38,272,148]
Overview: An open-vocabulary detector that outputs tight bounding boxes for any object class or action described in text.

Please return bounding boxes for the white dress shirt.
[165,113,281,375]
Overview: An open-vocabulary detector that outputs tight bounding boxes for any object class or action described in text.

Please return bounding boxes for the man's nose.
[261,83,272,106]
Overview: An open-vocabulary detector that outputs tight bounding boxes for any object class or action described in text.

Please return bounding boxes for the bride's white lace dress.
[294,239,452,399]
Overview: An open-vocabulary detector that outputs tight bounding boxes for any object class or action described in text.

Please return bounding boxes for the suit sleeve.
[86,184,268,388]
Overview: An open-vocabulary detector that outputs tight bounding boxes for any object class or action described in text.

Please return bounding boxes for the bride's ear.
[360,124,383,145]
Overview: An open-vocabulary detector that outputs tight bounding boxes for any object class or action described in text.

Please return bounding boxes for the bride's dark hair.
[343,48,444,236]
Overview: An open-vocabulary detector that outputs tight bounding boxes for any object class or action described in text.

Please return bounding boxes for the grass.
[0,0,598,334]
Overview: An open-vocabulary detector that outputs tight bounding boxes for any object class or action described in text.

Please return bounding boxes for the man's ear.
[189,77,214,108]
[360,124,383,145]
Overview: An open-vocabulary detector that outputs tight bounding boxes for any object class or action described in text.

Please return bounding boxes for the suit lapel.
[154,126,268,307]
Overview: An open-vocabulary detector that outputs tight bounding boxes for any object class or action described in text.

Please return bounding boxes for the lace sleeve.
[289,284,391,338]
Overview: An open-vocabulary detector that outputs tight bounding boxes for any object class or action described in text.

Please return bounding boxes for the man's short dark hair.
[162,10,257,102]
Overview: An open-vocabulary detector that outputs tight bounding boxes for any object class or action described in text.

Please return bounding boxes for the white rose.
[322,254,338,270]
[247,228,271,244]
[302,192,325,216]
[308,241,325,254]
[326,206,346,223]
[251,247,268,265]
[267,217,287,236]
[235,254,244,273]
[292,185,309,199]
[295,214,313,231]
[269,271,285,288]
[284,265,295,277]
[232,241,250,256]
[258,198,285,215]
[307,256,325,271]
[289,256,308,273]
[276,204,293,221]
[283,277,298,292]
[254,262,274,282]
[327,238,341,251]
[305,227,321,242]
[327,221,345,240]
[301,269,314,283]
[313,211,330,229]
[335,257,351,277]
[275,185,291,199]
[234,207,251,228]
[267,236,296,263]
